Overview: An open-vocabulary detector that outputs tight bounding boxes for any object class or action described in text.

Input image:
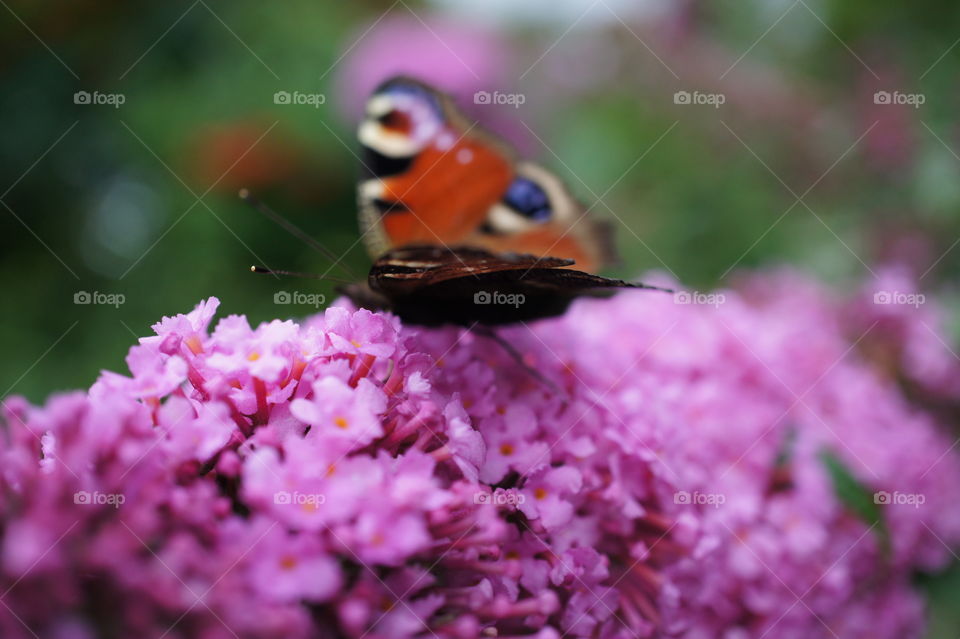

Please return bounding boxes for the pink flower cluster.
[1,272,958,639]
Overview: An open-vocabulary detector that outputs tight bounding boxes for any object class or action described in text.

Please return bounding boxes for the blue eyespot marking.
[503,177,552,222]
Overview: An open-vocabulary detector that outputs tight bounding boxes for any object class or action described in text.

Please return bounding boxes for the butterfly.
[342,76,669,326]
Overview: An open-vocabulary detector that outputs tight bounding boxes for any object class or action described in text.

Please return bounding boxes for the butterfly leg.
[470,325,563,396]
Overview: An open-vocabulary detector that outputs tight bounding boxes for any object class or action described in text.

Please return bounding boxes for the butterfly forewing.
[356,77,617,272]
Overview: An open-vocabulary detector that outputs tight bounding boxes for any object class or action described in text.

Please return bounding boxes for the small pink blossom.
[291,376,386,453]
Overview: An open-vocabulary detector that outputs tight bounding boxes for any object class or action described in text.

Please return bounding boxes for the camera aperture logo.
[74,291,125,308]
[74,491,125,508]
[474,290,525,308]
[274,291,326,308]
[473,90,526,108]
[274,90,326,108]
[674,290,725,308]
[873,90,924,108]
[473,489,525,506]
[873,490,925,508]
[673,490,725,508]
[274,491,326,507]
[674,90,725,108]
[873,290,924,308]
[74,90,125,109]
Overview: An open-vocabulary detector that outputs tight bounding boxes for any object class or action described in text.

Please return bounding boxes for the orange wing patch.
[378,136,513,246]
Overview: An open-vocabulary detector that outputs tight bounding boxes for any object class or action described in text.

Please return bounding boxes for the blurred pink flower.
[334,15,509,121]
[331,14,537,151]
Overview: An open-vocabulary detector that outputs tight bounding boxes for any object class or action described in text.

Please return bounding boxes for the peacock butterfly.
[343,76,668,326]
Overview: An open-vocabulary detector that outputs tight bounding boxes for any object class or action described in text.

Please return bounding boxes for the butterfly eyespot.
[377,109,412,133]
[503,177,553,222]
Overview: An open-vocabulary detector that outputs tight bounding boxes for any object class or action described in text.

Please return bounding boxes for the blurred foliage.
[1,0,959,633]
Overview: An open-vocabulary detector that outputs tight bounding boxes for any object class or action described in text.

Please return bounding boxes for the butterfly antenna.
[632,282,675,294]
[238,188,358,280]
[250,265,353,285]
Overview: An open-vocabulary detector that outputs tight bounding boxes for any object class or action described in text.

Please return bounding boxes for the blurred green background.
[1,1,959,631]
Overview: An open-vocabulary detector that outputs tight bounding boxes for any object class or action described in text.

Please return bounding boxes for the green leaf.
[819,448,891,559]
